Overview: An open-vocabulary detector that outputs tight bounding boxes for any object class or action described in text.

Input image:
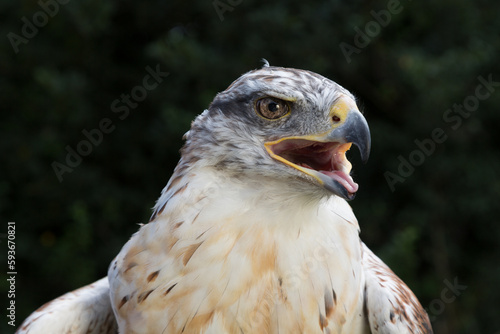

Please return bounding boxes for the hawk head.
[183,65,371,200]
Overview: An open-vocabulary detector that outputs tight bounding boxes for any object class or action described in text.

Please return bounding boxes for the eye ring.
[255,97,291,120]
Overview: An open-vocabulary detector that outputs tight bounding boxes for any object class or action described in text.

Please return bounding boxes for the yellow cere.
[330,95,358,128]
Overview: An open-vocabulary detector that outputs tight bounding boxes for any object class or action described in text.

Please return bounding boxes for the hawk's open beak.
[264,96,371,200]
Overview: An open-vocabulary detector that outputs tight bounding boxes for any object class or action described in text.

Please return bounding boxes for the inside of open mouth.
[268,139,359,194]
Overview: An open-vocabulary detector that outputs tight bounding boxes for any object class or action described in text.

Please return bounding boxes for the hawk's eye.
[255,97,290,120]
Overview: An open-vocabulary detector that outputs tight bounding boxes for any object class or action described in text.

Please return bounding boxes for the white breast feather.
[108,168,369,333]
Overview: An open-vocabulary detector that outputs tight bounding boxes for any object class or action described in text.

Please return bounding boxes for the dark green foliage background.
[2,1,499,333]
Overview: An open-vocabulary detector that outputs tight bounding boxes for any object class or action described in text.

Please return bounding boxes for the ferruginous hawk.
[18,64,433,334]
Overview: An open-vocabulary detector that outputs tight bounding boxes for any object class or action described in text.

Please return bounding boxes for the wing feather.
[362,243,433,334]
[16,277,118,334]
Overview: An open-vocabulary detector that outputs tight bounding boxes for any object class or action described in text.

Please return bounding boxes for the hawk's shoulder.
[16,277,117,334]
[362,243,433,334]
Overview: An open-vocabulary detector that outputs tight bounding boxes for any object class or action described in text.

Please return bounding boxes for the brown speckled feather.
[17,278,117,334]
[362,243,433,333]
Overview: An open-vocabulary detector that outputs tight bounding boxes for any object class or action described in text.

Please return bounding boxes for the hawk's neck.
[151,161,359,231]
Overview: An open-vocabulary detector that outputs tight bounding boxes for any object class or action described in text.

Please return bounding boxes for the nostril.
[332,115,341,122]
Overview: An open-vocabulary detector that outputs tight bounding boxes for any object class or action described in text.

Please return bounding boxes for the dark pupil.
[268,102,279,113]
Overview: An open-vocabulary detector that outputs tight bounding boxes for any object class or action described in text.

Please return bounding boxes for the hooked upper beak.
[264,95,371,200]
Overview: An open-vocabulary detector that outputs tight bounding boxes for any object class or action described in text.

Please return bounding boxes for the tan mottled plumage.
[18,65,432,334]
[17,278,117,333]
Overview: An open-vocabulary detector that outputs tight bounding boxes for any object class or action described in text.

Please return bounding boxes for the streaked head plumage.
[182,65,371,200]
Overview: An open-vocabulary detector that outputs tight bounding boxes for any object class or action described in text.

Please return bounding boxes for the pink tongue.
[321,170,359,194]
